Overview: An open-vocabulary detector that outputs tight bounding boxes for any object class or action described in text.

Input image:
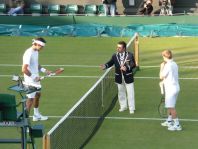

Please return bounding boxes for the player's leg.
[167,92,182,131]
[33,92,40,108]
[117,83,127,112]
[125,83,135,114]
[161,88,175,127]
[33,92,40,116]
[26,92,37,114]
[26,98,33,114]
[32,92,48,121]
[161,108,172,127]
[161,88,182,130]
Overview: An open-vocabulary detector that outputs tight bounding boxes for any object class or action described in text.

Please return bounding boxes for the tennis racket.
[40,68,64,80]
[158,81,167,118]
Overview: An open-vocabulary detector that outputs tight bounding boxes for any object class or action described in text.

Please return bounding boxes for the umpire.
[100,41,136,114]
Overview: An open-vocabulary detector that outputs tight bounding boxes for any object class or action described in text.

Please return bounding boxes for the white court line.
[135,77,198,80]
[105,117,198,122]
[1,64,198,69]
[1,75,198,80]
[141,66,198,69]
[0,64,99,68]
[0,75,100,78]
[29,116,198,122]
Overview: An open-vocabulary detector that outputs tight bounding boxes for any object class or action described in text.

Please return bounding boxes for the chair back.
[0,3,6,14]
[0,94,17,122]
[65,4,78,15]
[84,4,97,16]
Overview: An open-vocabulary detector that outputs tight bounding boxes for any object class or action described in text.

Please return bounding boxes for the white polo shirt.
[23,47,40,87]
[161,59,180,107]
[161,59,179,88]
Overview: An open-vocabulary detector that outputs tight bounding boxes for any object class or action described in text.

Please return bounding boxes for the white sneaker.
[161,121,172,127]
[119,107,127,112]
[129,110,134,114]
[33,113,48,121]
[168,124,182,131]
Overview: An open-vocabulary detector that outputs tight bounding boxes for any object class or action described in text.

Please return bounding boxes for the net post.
[43,134,50,149]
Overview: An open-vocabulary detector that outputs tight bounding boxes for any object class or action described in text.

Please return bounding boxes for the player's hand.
[45,70,52,75]
[160,62,166,69]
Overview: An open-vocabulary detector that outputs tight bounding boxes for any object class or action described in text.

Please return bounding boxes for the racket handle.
[49,73,55,76]
[159,81,164,95]
[40,73,55,80]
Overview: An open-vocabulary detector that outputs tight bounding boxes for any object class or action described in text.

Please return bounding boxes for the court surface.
[0,37,198,149]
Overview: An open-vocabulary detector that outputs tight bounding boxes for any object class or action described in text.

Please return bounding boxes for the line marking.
[0,75,100,78]
[1,64,198,69]
[0,64,99,68]
[1,75,198,80]
[135,77,198,80]
[105,117,198,122]
[29,116,198,122]
[141,66,198,69]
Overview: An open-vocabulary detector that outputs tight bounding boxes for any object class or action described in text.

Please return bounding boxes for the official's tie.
[120,53,124,65]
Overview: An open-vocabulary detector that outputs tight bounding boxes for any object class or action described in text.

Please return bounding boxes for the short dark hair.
[117,41,127,49]
[35,37,46,44]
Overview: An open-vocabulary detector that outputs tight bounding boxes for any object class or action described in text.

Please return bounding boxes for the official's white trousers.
[117,81,135,111]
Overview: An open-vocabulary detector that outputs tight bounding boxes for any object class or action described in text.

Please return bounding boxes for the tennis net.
[43,33,139,149]
[43,68,117,149]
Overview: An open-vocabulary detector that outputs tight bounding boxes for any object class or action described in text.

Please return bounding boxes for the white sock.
[34,108,39,116]
[167,115,172,122]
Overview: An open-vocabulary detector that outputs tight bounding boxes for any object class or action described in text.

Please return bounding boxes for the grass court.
[0,36,198,149]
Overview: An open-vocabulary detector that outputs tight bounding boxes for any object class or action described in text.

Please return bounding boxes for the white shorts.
[165,86,179,108]
[24,74,41,99]
[26,91,40,99]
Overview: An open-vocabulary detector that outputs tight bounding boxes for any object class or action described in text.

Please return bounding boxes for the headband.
[32,39,45,47]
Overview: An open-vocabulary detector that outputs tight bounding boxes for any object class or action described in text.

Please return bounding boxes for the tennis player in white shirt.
[22,37,50,121]
[159,49,182,131]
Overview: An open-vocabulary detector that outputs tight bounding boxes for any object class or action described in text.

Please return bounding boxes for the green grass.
[0,37,198,149]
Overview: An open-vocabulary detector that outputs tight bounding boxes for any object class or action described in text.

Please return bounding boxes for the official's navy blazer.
[104,51,136,84]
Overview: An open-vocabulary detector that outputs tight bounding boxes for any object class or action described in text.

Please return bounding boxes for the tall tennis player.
[22,37,50,121]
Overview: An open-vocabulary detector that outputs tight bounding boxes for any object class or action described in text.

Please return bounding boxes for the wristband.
[40,67,46,73]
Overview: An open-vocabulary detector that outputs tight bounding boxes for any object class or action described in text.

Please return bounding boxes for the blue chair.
[65,4,78,15]
[98,4,105,16]
[84,4,97,16]
[48,4,60,16]
[30,3,42,16]
[0,3,6,14]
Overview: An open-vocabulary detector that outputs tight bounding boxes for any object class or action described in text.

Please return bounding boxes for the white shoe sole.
[168,127,182,131]
[33,117,48,121]
[119,107,127,112]
[129,110,134,114]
